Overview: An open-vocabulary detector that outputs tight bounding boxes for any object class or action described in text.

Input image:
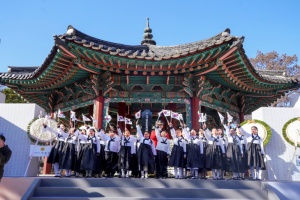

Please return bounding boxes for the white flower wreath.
[29,118,58,142]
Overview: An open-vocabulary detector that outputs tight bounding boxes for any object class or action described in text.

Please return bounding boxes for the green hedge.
[282,117,300,148]
[240,119,272,146]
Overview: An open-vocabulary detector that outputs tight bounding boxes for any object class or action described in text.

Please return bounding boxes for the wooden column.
[169,103,177,129]
[94,96,104,129]
[191,97,200,130]
[118,102,126,132]
[239,112,245,123]
[89,105,94,121]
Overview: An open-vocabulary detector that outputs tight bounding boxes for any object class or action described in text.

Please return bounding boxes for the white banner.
[29,145,52,157]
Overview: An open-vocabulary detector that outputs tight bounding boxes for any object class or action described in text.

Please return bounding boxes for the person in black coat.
[0,135,12,182]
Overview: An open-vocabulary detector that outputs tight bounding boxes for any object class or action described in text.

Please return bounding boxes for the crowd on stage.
[43,116,266,180]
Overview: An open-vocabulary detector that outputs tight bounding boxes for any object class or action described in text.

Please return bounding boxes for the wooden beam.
[77,63,100,74]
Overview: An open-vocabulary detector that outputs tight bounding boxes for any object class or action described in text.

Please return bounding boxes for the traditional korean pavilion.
[0,19,299,130]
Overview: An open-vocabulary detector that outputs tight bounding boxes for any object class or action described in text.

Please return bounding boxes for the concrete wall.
[0,92,5,103]
[252,107,300,181]
[0,104,44,177]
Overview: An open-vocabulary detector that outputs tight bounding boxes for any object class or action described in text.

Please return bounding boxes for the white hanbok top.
[155,128,171,155]
[224,125,243,154]
[239,127,265,154]
[170,127,187,153]
[117,128,137,154]
[98,130,120,153]
[77,134,100,153]
[136,125,157,156]
[183,127,203,154]
[204,129,225,153]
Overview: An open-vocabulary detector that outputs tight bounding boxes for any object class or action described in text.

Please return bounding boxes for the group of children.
[44,117,266,180]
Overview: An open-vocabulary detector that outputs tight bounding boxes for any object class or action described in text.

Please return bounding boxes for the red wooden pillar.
[118,102,126,132]
[89,105,94,120]
[239,112,245,123]
[191,97,200,130]
[169,103,177,129]
[94,96,104,129]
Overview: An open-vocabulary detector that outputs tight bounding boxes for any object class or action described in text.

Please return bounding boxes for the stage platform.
[0,176,300,200]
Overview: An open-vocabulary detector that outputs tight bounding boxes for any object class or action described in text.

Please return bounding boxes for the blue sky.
[0,0,299,72]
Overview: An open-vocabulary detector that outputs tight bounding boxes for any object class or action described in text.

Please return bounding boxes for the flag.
[178,113,183,121]
[157,111,163,116]
[198,113,207,122]
[171,112,180,120]
[105,115,112,122]
[90,116,97,123]
[57,109,66,118]
[117,114,125,122]
[162,110,171,117]
[82,114,91,122]
[135,110,141,119]
[70,110,77,121]
[197,110,201,118]
[227,112,233,123]
[218,112,224,123]
[125,117,132,125]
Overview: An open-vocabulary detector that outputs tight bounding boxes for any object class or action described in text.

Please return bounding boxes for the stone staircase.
[25,178,271,200]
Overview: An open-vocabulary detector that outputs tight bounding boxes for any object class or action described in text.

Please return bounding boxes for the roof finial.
[146,17,150,28]
[141,18,156,45]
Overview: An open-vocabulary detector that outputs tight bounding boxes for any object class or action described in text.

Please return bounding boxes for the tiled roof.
[0,46,58,80]
[62,26,239,60]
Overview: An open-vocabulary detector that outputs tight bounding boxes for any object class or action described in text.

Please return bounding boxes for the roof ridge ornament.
[66,25,76,36]
[141,18,156,46]
[221,28,230,37]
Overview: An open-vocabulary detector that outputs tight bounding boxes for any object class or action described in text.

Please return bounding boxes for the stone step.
[33,187,268,199]
[38,178,263,190]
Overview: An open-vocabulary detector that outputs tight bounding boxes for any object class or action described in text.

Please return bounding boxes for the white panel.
[0,93,5,103]
[252,107,300,181]
[0,104,44,177]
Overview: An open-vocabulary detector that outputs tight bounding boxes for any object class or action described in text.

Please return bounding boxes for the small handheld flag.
[171,112,180,120]
[162,110,171,117]
[105,115,112,122]
[125,117,132,125]
[227,112,233,123]
[117,114,125,122]
[90,116,97,123]
[82,114,91,122]
[70,111,77,121]
[57,109,66,118]
[135,110,141,119]
[178,113,183,120]
[218,112,224,124]
[158,111,163,117]
[198,113,207,122]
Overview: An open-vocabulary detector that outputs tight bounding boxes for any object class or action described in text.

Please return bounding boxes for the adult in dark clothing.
[0,135,12,182]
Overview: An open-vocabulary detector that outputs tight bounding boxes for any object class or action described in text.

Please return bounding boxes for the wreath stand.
[286,129,299,181]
